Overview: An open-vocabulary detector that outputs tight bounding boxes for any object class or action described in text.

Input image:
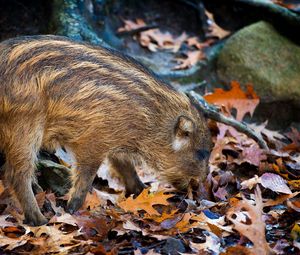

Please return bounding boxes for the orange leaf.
[204,81,259,121]
[118,188,173,216]
[221,245,254,255]
[81,189,103,210]
[144,209,178,223]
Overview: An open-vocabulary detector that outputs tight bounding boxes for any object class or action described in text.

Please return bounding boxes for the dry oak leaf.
[204,81,259,121]
[144,209,178,223]
[140,29,187,52]
[283,127,300,152]
[186,36,214,50]
[235,144,266,167]
[118,19,188,53]
[173,50,205,70]
[118,188,174,215]
[0,224,83,253]
[249,122,285,149]
[227,187,272,255]
[28,225,85,254]
[264,192,300,207]
[117,18,146,33]
[82,188,104,210]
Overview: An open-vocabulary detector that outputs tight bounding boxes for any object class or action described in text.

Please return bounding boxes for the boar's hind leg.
[67,158,100,214]
[108,149,146,196]
[3,125,47,226]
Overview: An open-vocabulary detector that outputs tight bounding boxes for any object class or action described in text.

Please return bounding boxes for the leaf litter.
[117,15,224,71]
[1,81,300,254]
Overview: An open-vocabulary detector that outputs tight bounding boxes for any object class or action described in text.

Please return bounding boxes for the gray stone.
[217,21,300,106]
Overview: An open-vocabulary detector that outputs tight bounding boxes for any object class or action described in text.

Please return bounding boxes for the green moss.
[217,21,300,104]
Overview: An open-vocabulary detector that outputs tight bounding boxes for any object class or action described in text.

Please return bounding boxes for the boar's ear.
[172,115,194,151]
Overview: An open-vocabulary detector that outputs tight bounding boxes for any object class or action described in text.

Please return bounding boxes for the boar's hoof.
[67,197,83,214]
[24,212,48,226]
[125,182,147,197]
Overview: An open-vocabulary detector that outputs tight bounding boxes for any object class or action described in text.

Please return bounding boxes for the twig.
[117,25,158,36]
[187,90,269,149]
[174,81,207,93]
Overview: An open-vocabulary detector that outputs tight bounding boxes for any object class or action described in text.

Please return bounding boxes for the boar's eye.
[196,149,210,161]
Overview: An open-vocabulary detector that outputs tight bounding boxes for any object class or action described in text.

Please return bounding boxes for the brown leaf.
[283,127,300,152]
[227,187,272,255]
[140,29,187,52]
[117,18,146,33]
[237,144,266,166]
[173,50,205,70]
[264,192,300,207]
[186,36,214,49]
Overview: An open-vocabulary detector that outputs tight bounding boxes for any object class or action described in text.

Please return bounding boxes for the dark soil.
[0,0,51,41]
[96,0,207,76]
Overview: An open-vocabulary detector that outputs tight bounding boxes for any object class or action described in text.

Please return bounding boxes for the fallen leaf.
[140,29,187,52]
[82,189,104,210]
[221,245,254,255]
[173,50,205,70]
[204,81,259,121]
[227,187,272,255]
[263,192,300,207]
[283,127,300,152]
[118,188,173,215]
[241,173,292,194]
[117,18,146,33]
[260,173,292,194]
[186,36,214,49]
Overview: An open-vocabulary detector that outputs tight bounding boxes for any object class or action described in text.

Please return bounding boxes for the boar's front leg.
[67,156,100,214]
[3,125,47,226]
[108,148,146,196]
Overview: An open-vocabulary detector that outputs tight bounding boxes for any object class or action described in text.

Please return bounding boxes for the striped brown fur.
[0,35,211,226]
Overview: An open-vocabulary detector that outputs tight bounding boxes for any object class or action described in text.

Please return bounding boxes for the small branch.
[37,159,71,172]
[174,81,207,93]
[187,90,269,150]
[117,25,158,36]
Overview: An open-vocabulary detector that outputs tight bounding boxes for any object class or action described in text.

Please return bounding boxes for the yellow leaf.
[118,188,173,216]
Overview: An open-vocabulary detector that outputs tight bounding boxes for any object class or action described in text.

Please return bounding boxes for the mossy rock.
[217,21,300,106]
